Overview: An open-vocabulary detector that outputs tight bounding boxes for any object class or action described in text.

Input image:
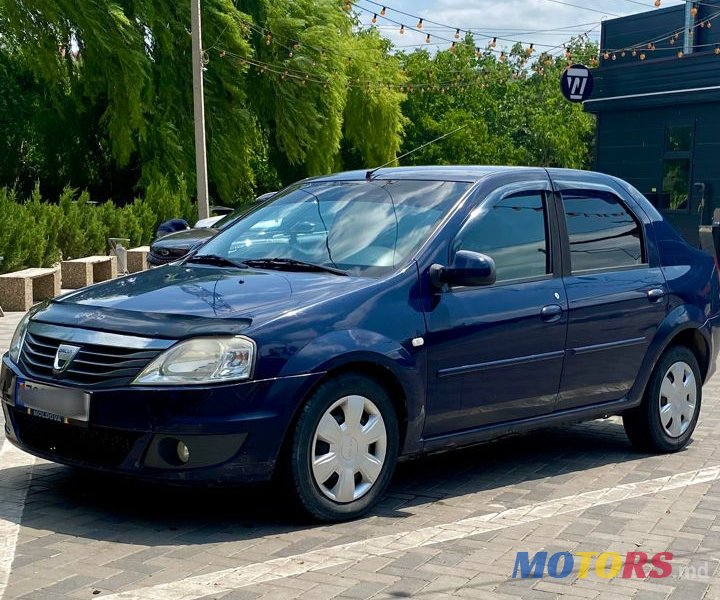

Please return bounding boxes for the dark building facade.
[586,0,720,245]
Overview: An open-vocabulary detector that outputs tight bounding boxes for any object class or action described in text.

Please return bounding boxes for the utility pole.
[191,0,210,221]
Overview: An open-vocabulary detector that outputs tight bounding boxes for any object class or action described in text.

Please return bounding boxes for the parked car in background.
[193,206,235,230]
[148,193,277,266]
[3,167,718,522]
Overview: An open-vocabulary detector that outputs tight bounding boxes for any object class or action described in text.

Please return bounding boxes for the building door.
[659,122,700,244]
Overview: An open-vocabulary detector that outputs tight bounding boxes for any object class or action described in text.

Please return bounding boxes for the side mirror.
[429,250,496,289]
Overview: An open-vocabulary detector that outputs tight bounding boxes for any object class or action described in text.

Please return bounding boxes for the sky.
[355,0,688,56]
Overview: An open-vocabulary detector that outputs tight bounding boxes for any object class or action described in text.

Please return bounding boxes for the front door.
[552,180,668,411]
[423,182,568,437]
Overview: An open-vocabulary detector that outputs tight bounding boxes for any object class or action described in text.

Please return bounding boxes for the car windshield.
[195,179,471,276]
[214,209,243,230]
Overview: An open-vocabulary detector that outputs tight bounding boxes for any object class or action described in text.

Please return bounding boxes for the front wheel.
[623,346,701,453]
[288,373,399,521]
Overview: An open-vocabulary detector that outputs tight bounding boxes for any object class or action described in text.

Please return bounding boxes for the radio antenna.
[365,123,471,180]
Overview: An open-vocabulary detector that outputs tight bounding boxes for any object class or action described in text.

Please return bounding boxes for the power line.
[539,0,621,17]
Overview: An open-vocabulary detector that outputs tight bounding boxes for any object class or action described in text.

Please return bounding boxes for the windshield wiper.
[185,254,249,269]
[243,258,348,276]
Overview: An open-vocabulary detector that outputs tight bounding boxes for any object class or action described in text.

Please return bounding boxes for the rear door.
[550,174,667,411]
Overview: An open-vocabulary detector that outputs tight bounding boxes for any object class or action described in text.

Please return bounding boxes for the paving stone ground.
[1,310,720,600]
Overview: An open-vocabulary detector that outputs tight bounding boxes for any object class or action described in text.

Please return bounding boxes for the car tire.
[287,373,399,522]
[623,345,702,453]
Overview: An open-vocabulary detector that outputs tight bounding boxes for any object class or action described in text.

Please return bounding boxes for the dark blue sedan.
[2,166,719,521]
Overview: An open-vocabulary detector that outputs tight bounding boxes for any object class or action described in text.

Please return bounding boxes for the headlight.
[7,311,33,364]
[132,336,256,385]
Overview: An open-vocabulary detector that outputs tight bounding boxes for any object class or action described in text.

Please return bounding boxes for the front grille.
[20,331,162,389]
[12,409,140,467]
[149,248,189,264]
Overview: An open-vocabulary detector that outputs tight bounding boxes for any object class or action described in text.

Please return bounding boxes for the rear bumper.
[1,356,324,484]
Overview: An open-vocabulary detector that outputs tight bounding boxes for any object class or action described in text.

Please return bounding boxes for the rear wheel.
[623,346,701,453]
[288,373,399,521]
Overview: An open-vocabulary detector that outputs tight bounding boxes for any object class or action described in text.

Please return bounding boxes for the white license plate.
[15,379,90,423]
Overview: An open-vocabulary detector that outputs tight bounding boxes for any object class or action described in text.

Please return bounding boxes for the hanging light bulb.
[716,46,720,54]
[621,50,626,57]
[490,37,497,48]
[371,13,377,24]
[450,41,456,52]
[500,51,507,62]
[632,48,637,56]
[380,6,386,16]
[399,24,405,34]
[690,6,698,17]
[654,0,661,6]
[670,37,676,45]
[454,28,460,39]
[603,51,610,59]
[612,53,617,60]
[265,32,272,45]
[707,21,712,28]
[417,18,423,29]
[288,49,293,57]
[344,0,351,11]
[640,52,646,60]
[475,47,481,58]
[528,43,535,54]
[425,33,431,43]
[701,21,706,28]
[678,50,684,57]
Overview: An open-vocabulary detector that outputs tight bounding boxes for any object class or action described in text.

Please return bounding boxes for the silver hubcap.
[311,395,387,503]
[659,361,697,438]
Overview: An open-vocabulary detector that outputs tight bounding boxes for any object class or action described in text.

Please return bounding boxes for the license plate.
[15,379,90,424]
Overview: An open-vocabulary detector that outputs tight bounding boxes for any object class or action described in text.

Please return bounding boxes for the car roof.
[307,166,597,184]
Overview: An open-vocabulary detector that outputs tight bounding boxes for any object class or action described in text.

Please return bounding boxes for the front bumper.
[1,356,323,484]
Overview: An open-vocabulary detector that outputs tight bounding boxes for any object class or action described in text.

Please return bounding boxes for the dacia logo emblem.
[53,344,81,376]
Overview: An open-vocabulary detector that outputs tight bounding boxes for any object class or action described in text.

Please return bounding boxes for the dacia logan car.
[2,167,719,521]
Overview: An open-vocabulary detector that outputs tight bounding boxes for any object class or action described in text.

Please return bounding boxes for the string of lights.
[208,0,720,97]
[231,53,491,91]
[354,0,569,50]
[600,6,720,58]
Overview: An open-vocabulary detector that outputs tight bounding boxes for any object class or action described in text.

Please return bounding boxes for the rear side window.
[561,190,644,273]
[453,191,549,283]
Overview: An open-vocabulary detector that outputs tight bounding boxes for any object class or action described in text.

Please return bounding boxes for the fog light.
[176,441,190,464]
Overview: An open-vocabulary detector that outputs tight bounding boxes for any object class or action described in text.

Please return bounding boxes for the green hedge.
[0,176,196,274]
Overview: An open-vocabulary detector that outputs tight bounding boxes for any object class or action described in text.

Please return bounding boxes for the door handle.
[540,304,563,323]
[647,288,666,303]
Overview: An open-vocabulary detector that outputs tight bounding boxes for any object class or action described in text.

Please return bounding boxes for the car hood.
[39,264,377,338]
[152,228,216,250]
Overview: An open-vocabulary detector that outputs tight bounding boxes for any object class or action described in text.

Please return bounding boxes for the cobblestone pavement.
[1,311,720,600]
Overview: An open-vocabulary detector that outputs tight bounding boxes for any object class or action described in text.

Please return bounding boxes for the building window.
[661,159,691,211]
[659,122,694,213]
[665,125,693,152]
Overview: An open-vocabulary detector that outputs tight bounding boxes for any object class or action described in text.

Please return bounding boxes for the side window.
[453,192,549,283]
[561,190,644,273]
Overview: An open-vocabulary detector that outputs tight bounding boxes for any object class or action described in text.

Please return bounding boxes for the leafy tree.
[398,35,597,170]
[0,0,406,204]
